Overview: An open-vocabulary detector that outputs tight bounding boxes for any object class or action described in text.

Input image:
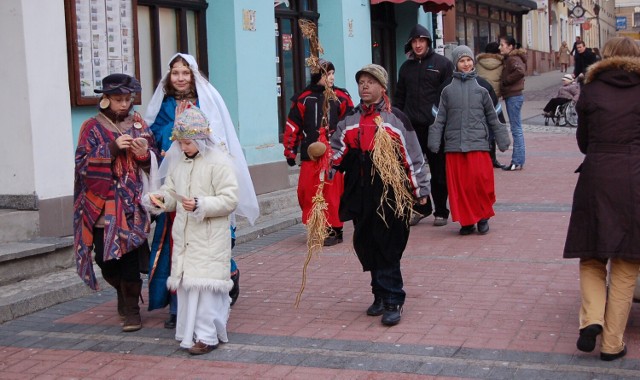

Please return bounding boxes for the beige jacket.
[476,53,503,98]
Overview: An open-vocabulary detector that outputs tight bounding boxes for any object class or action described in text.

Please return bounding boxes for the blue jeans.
[505,95,525,166]
[370,265,406,306]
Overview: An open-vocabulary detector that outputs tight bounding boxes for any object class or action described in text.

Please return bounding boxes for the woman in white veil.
[144,53,258,325]
[145,53,259,224]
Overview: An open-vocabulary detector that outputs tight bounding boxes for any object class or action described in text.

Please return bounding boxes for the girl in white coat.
[145,106,238,355]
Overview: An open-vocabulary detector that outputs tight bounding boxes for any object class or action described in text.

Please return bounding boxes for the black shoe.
[324,229,343,246]
[601,346,627,361]
[477,219,489,234]
[459,225,476,235]
[502,163,523,171]
[366,297,384,316]
[381,304,402,326]
[492,159,503,169]
[164,314,177,329]
[576,324,602,352]
[230,269,240,306]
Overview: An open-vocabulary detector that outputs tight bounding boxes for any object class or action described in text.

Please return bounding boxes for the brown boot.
[121,280,142,332]
[102,274,125,320]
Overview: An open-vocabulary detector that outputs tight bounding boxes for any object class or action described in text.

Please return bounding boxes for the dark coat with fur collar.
[563,56,640,260]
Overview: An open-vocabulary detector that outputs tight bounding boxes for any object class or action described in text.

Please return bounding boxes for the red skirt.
[446,151,496,226]
[297,160,344,228]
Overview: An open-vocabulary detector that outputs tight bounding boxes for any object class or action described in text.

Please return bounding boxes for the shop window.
[136,0,208,108]
[275,0,319,139]
[456,15,466,46]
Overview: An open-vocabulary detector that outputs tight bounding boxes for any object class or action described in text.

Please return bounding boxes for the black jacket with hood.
[394,24,454,139]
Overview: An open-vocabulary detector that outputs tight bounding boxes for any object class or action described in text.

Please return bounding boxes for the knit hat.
[452,45,474,66]
[562,74,574,83]
[310,59,335,85]
[94,74,142,94]
[355,64,388,90]
[170,106,212,140]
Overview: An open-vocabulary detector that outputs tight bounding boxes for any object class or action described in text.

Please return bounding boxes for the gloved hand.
[286,158,296,167]
[327,168,336,181]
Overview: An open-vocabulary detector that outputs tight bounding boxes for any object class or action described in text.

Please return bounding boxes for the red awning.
[370,0,454,13]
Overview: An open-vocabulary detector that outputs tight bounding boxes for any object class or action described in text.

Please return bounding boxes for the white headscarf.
[145,53,260,225]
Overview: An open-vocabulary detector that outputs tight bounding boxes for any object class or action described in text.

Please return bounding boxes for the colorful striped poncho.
[73,112,156,290]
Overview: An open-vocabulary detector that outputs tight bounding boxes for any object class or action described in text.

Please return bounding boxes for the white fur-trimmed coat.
[148,149,238,292]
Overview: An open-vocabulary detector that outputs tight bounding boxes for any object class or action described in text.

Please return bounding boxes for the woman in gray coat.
[563,37,640,362]
[429,45,510,235]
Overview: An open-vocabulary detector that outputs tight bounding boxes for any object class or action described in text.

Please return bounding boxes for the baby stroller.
[544,100,578,127]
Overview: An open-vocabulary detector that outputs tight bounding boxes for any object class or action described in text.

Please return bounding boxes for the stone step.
[0,236,74,286]
[0,209,39,244]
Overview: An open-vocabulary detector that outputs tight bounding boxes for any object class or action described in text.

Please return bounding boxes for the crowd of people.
[72,27,639,361]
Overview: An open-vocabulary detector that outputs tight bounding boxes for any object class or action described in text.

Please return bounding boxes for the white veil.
[145,53,260,225]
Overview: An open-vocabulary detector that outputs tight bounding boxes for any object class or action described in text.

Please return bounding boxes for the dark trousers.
[370,265,405,306]
[93,228,141,282]
[543,98,571,113]
[424,148,449,219]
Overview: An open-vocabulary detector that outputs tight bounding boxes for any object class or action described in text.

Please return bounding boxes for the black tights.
[93,228,141,282]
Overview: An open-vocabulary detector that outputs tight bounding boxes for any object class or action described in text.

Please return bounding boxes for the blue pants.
[505,95,526,166]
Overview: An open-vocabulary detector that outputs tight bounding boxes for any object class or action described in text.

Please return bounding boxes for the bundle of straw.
[371,116,414,226]
[294,19,335,307]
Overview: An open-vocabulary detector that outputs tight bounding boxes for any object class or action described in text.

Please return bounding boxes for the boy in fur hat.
[331,64,430,326]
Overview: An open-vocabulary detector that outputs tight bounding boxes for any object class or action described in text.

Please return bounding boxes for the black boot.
[381,304,402,326]
[121,280,142,332]
[366,296,384,316]
[164,313,177,329]
[323,227,343,246]
[230,269,240,306]
[102,274,124,320]
[489,140,502,168]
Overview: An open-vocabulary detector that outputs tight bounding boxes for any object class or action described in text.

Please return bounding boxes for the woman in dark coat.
[563,37,640,362]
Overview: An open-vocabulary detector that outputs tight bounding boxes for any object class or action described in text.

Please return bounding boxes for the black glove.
[286,158,296,167]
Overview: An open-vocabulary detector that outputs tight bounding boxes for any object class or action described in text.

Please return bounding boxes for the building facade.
[2,0,615,238]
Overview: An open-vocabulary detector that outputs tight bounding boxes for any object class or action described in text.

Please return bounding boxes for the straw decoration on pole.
[294,19,336,308]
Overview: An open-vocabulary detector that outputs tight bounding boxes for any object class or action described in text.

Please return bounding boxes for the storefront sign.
[616,16,627,31]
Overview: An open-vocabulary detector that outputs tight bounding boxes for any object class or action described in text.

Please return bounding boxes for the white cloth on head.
[145,53,259,225]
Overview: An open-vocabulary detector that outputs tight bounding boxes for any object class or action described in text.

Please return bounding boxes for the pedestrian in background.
[429,46,510,235]
[542,74,580,116]
[558,41,571,73]
[563,36,640,362]
[499,36,527,171]
[283,58,353,246]
[476,41,506,168]
[145,107,238,355]
[395,24,451,227]
[74,74,157,332]
[573,41,598,83]
[331,64,430,326]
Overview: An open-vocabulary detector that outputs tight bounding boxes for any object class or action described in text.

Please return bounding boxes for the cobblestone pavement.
[3,73,640,379]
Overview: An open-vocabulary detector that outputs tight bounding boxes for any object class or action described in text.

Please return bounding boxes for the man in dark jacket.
[573,41,598,81]
[394,24,453,227]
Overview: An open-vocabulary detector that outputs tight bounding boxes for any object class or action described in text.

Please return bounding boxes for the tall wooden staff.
[294,19,337,307]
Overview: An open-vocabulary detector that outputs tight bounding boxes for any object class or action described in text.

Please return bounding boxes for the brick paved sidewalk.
[2,128,640,379]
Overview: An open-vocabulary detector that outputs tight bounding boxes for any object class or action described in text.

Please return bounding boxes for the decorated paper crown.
[170,106,212,140]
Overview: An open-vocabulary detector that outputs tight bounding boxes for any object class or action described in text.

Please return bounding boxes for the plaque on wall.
[65,0,140,106]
